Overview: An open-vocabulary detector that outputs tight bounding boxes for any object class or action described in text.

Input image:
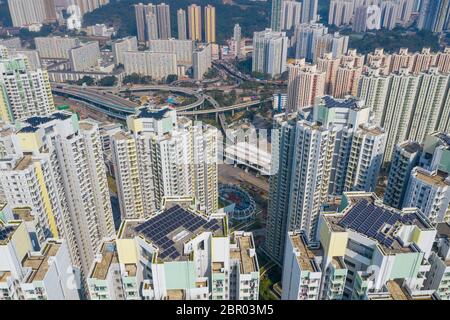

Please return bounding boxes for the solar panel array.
[0,226,14,241]
[134,205,222,260]
[338,199,405,248]
[20,113,72,133]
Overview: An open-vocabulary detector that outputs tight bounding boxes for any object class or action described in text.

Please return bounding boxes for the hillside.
[83,0,270,43]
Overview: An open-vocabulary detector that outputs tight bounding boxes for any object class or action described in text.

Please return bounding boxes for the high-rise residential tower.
[384,141,423,209]
[204,5,216,43]
[134,3,152,42]
[0,56,55,122]
[188,4,202,41]
[233,24,242,58]
[111,106,218,219]
[0,112,115,280]
[156,3,171,40]
[252,29,288,79]
[265,96,383,264]
[300,0,318,23]
[402,132,450,224]
[286,59,326,112]
[177,9,187,40]
[270,0,283,32]
[358,67,450,163]
[7,0,57,27]
[281,0,302,31]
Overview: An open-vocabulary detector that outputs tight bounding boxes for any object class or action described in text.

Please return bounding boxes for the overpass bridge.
[51,84,271,124]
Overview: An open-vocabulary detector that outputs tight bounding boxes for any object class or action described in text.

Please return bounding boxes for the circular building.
[219,184,256,222]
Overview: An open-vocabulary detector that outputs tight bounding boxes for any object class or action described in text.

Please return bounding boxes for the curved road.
[52,84,270,121]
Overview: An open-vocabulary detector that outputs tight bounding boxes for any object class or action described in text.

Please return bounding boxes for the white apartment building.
[404,168,450,224]
[7,0,56,27]
[112,37,138,66]
[282,230,349,300]
[87,240,140,300]
[282,232,325,300]
[123,51,177,80]
[35,36,80,59]
[0,56,55,122]
[193,44,212,80]
[71,0,110,15]
[319,192,437,300]
[358,66,450,162]
[294,23,328,62]
[344,125,386,192]
[108,205,259,300]
[384,140,423,209]
[112,106,218,220]
[424,223,450,300]
[8,49,41,71]
[148,38,195,66]
[0,220,80,300]
[0,112,115,280]
[252,29,288,79]
[329,0,355,27]
[281,1,302,31]
[407,68,449,144]
[69,41,101,72]
[265,97,383,264]
[177,9,187,40]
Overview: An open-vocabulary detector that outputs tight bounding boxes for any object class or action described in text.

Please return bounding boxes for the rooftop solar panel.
[134,205,222,261]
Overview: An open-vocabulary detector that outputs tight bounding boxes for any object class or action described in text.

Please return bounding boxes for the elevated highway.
[51,84,271,122]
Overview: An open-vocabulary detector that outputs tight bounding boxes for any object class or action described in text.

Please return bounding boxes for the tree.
[203,68,219,79]
[99,76,117,87]
[123,73,141,85]
[141,75,153,84]
[230,89,237,101]
[166,74,178,84]
[76,76,95,86]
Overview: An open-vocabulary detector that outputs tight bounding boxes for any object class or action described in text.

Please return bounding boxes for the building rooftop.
[126,205,224,262]
[19,112,72,133]
[0,127,13,137]
[166,289,185,300]
[23,242,60,283]
[399,141,422,155]
[324,195,432,255]
[79,122,95,131]
[0,271,11,283]
[358,124,384,136]
[12,207,34,222]
[90,242,117,280]
[319,96,364,111]
[414,169,450,188]
[112,131,131,141]
[290,233,318,272]
[230,234,258,274]
[136,106,172,120]
[124,263,137,277]
[331,256,345,270]
[14,155,33,170]
[436,223,450,238]
[0,222,18,245]
[386,280,409,300]
[433,132,450,148]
